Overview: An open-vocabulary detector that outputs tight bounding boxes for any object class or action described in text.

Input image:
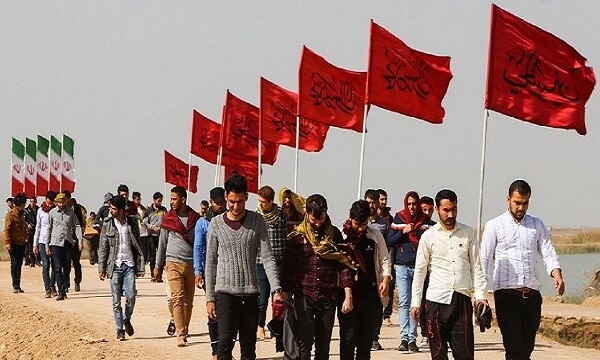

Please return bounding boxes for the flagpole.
[294,116,300,192]
[476,109,490,243]
[356,105,369,200]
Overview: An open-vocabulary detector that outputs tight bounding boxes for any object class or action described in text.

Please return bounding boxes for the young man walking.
[98,195,145,341]
[205,175,283,360]
[24,196,39,267]
[480,180,564,360]
[410,189,487,360]
[145,192,166,280]
[4,193,28,293]
[33,191,57,297]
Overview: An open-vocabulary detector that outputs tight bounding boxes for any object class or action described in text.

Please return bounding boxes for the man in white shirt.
[98,195,145,341]
[410,189,487,360]
[480,180,564,360]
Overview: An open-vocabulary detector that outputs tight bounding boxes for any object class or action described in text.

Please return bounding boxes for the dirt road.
[0,261,598,360]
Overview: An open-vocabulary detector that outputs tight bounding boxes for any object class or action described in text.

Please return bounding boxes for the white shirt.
[33,207,51,246]
[114,218,135,267]
[411,222,487,307]
[480,211,561,291]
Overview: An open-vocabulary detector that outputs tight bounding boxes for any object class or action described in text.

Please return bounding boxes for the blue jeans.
[111,263,137,331]
[396,264,417,343]
[50,242,72,296]
[256,263,270,327]
[38,244,55,291]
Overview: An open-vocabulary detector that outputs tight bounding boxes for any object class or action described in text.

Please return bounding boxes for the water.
[536,253,599,297]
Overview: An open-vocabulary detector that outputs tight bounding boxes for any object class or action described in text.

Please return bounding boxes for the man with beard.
[155,186,201,347]
[280,194,355,360]
[480,180,564,360]
[279,187,305,233]
[98,195,145,341]
[410,189,487,360]
[387,191,430,353]
[24,196,39,267]
[47,192,82,300]
[376,189,393,223]
[117,184,138,216]
[205,175,283,360]
[132,192,149,271]
[193,186,226,359]
[417,195,436,348]
[4,193,28,293]
[33,191,57,298]
[338,200,392,360]
[255,185,288,350]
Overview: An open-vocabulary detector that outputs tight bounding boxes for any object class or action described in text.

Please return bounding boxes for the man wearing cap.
[46,192,83,301]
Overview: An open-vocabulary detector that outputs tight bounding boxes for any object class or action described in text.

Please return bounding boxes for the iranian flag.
[36,135,50,196]
[24,138,37,198]
[49,135,62,192]
[11,138,25,196]
[62,134,76,193]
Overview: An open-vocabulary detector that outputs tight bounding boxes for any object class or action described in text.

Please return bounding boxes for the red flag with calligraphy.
[164,150,199,193]
[367,20,453,124]
[485,4,596,135]
[224,160,260,194]
[223,91,279,164]
[298,46,366,133]
[260,77,330,152]
[191,110,222,165]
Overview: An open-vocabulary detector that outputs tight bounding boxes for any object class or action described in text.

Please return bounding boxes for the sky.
[2,0,599,229]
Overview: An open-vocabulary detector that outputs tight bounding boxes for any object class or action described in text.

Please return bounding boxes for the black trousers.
[71,243,82,286]
[148,236,159,272]
[419,274,430,337]
[139,236,149,264]
[9,244,26,289]
[292,293,336,360]
[338,291,381,360]
[425,292,474,360]
[373,270,395,342]
[87,235,99,264]
[216,292,259,360]
[494,289,542,360]
[25,234,36,265]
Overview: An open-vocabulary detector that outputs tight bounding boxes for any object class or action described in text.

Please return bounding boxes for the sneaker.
[167,319,176,336]
[397,340,409,352]
[117,330,126,341]
[419,337,429,347]
[56,294,65,301]
[156,278,164,283]
[371,340,384,351]
[383,317,393,327]
[75,283,81,292]
[124,321,135,336]
[51,288,58,297]
[45,290,52,298]
[408,342,420,353]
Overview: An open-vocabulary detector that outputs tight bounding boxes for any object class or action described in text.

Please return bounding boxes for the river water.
[536,253,599,297]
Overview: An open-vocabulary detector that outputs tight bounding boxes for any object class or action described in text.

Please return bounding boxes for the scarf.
[160,205,200,245]
[258,204,281,226]
[41,202,54,213]
[396,191,429,246]
[295,215,357,270]
[341,219,367,275]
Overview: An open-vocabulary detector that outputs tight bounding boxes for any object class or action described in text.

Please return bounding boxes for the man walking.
[4,193,28,293]
[154,186,201,347]
[98,195,145,341]
[410,189,487,360]
[47,192,82,300]
[480,180,564,360]
[24,196,39,267]
[205,175,284,360]
[133,192,149,270]
[145,192,166,281]
[33,191,57,297]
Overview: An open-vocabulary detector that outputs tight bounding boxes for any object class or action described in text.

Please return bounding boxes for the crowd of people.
[3,177,565,360]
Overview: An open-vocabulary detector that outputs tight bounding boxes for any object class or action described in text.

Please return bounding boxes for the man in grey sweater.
[205,174,284,360]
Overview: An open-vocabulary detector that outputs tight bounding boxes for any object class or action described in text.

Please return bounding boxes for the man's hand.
[195,274,204,289]
[99,271,106,281]
[33,245,39,255]
[207,301,217,320]
[403,223,414,234]
[45,246,51,256]
[410,306,420,323]
[78,242,83,251]
[273,292,284,304]
[153,268,161,281]
[5,244,11,252]
[341,296,353,314]
[552,268,565,296]
[152,226,160,233]
[379,276,390,299]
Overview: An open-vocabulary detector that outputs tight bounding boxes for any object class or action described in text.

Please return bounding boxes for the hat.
[104,192,114,202]
[278,187,306,215]
[55,193,67,203]
[475,302,492,333]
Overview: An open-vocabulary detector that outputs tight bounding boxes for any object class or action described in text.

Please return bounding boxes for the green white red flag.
[11,138,25,196]
[61,134,76,193]
[24,138,37,198]
[36,135,50,196]
[49,135,61,192]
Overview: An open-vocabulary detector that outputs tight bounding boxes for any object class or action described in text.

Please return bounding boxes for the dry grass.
[550,228,600,254]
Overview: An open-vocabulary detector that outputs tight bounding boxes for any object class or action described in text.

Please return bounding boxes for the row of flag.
[165,4,595,194]
[10,135,76,197]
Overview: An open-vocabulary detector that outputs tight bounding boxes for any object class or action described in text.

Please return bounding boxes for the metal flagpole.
[476,109,490,243]
[356,105,369,200]
[294,116,300,192]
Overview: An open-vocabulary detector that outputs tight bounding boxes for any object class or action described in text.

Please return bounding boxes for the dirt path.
[0,261,598,360]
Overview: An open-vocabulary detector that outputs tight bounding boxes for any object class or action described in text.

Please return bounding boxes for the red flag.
[223,91,279,164]
[164,150,199,193]
[485,4,596,135]
[367,20,453,124]
[298,46,367,133]
[224,160,260,194]
[191,110,221,165]
[260,77,330,152]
